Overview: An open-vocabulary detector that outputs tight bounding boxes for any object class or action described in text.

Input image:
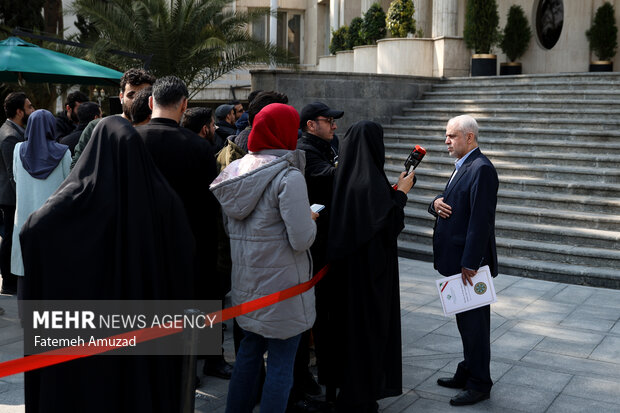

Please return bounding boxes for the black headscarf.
[20,109,68,179]
[20,116,195,412]
[327,120,397,259]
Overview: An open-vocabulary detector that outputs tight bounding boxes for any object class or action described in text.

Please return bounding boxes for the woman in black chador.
[323,121,414,413]
[20,116,195,412]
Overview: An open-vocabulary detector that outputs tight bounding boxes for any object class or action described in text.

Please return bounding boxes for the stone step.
[391,115,620,132]
[384,143,620,168]
[398,223,619,270]
[399,222,620,262]
[383,133,620,156]
[385,154,620,184]
[422,90,620,101]
[406,181,620,214]
[402,106,620,121]
[383,124,620,142]
[411,98,620,111]
[385,164,620,195]
[431,80,620,92]
[403,196,620,231]
[398,239,620,289]
[439,72,620,86]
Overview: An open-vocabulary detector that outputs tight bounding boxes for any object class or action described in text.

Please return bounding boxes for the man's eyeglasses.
[314,117,335,126]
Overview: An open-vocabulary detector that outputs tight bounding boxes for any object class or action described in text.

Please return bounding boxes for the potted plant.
[499,5,532,75]
[361,3,387,44]
[347,17,365,49]
[386,0,416,38]
[463,0,500,76]
[330,26,349,55]
[586,2,618,72]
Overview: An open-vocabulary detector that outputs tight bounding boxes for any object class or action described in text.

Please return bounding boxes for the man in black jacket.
[291,102,343,410]
[135,76,232,382]
[55,91,89,141]
[0,92,34,295]
[213,104,236,152]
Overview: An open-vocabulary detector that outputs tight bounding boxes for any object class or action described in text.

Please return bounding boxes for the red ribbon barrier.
[0,264,329,378]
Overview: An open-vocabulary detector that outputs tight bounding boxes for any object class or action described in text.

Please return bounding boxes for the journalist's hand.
[397,171,415,194]
[434,197,452,219]
[311,211,319,221]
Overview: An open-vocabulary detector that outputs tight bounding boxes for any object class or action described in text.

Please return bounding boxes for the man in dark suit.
[135,76,232,382]
[0,92,34,295]
[428,115,498,407]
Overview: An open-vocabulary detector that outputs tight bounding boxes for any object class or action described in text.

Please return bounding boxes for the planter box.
[500,62,522,75]
[471,54,497,76]
[353,45,378,73]
[317,55,337,72]
[377,38,434,77]
[589,61,613,72]
[335,50,354,73]
[433,37,470,77]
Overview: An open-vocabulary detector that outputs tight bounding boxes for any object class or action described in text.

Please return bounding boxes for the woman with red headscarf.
[210,103,317,413]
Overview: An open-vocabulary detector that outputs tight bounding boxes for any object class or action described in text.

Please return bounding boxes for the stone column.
[415,0,432,38]
[330,0,340,38]
[432,0,458,37]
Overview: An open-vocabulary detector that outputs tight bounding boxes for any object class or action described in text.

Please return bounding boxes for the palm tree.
[71,0,292,97]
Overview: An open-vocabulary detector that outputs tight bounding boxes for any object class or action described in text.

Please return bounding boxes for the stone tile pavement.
[1,258,619,412]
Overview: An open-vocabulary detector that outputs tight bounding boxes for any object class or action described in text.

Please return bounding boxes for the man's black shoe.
[449,389,490,406]
[436,377,466,389]
[302,371,322,396]
[203,358,233,379]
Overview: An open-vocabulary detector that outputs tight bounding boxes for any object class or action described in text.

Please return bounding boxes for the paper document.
[436,265,497,316]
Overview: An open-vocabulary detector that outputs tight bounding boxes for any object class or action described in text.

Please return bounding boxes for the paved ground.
[1,258,620,412]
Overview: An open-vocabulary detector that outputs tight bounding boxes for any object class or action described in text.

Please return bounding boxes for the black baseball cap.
[300,102,344,129]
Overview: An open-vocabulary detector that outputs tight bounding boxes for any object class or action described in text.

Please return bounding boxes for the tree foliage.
[0,0,44,34]
[347,17,365,49]
[361,3,386,44]
[586,2,618,61]
[330,26,349,54]
[71,0,294,96]
[464,0,500,54]
[386,0,416,38]
[499,5,532,62]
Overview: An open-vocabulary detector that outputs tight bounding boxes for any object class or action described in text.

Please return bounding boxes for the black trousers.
[454,304,493,393]
[0,205,17,291]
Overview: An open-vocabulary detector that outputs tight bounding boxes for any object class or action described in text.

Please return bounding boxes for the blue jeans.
[226,328,302,413]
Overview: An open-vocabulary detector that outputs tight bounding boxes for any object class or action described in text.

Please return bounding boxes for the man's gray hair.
[449,115,479,141]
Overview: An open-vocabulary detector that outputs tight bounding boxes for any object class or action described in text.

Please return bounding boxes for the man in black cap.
[291,101,344,411]
[214,104,236,151]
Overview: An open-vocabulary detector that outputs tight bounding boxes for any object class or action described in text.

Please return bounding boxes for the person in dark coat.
[428,115,498,407]
[324,121,414,413]
[0,92,34,295]
[292,101,343,408]
[54,91,89,141]
[135,76,218,301]
[135,76,228,379]
[214,104,236,151]
[20,116,196,412]
[59,102,102,155]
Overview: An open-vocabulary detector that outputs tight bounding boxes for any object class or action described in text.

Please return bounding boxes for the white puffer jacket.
[210,149,316,339]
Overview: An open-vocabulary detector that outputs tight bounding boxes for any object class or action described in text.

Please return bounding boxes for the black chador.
[20,117,195,412]
[323,121,406,412]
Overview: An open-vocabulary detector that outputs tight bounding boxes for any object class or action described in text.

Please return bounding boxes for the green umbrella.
[0,37,122,85]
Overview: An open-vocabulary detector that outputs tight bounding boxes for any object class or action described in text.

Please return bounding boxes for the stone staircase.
[383,73,620,289]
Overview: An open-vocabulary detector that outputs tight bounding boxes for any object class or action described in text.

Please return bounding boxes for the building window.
[250,10,303,63]
[536,0,563,49]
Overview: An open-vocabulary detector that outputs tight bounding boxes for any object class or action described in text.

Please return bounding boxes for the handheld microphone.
[393,145,426,189]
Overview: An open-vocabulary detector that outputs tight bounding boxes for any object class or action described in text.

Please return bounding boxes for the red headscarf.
[247,103,299,152]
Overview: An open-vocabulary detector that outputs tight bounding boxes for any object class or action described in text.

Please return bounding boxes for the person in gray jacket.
[210,103,317,413]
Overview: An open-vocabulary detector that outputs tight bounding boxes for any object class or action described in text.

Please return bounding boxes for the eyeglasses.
[314,117,335,126]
